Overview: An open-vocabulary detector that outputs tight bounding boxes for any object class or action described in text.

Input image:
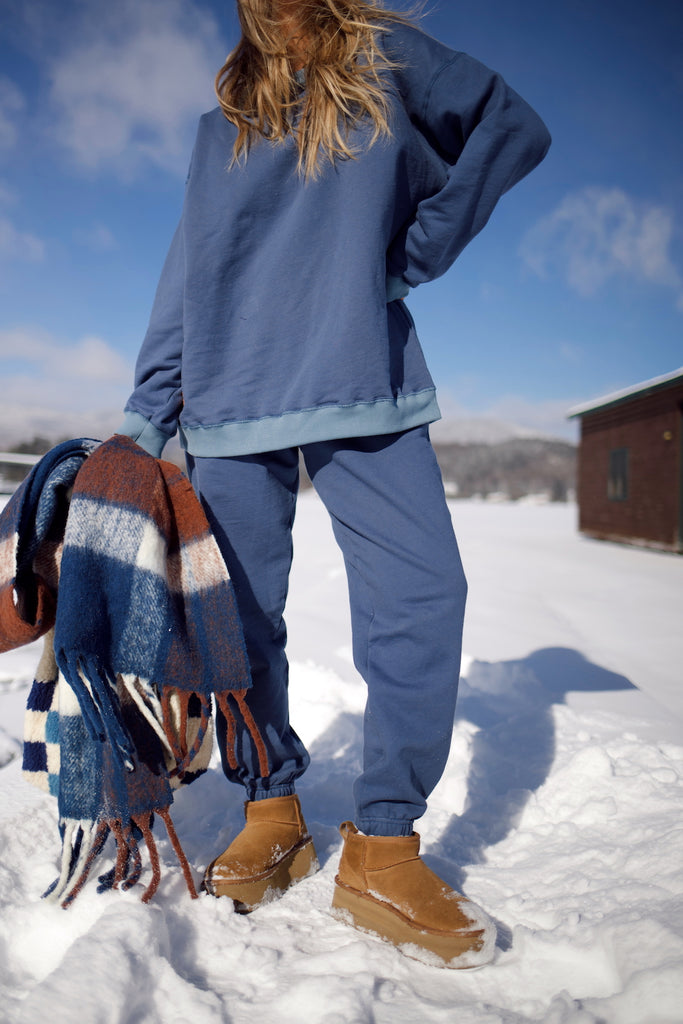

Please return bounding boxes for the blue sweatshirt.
[121,22,550,458]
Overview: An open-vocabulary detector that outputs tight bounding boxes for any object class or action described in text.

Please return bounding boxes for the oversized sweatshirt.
[121,21,551,458]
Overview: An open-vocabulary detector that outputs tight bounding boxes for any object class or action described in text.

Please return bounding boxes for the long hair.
[215,1,415,178]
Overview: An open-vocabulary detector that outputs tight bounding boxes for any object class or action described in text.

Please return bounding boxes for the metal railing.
[0,452,42,494]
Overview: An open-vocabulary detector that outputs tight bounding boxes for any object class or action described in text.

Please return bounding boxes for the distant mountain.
[429,416,541,445]
[433,437,576,501]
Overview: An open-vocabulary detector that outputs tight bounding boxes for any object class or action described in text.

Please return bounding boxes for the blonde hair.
[215,0,414,178]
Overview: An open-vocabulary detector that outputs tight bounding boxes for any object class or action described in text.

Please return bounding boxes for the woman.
[120,0,550,968]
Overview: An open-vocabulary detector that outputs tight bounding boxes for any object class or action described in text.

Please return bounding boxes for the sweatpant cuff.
[356,818,414,837]
[248,784,297,801]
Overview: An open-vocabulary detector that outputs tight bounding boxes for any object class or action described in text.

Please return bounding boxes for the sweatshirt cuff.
[117,411,171,458]
[386,274,411,302]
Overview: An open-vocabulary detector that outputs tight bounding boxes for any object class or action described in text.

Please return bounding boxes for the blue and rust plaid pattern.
[22,634,61,796]
[0,435,269,906]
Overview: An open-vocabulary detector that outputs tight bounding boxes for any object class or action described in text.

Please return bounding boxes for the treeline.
[3,435,577,503]
[432,437,577,501]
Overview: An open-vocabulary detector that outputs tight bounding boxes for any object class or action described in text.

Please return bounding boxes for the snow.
[1,494,682,1023]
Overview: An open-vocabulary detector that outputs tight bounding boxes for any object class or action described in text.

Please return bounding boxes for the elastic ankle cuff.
[356,818,414,837]
[248,785,297,801]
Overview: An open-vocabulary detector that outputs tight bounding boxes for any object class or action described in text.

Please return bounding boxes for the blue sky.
[0,0,681,444]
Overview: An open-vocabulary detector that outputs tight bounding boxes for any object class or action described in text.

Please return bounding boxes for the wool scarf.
[0,435,268,906]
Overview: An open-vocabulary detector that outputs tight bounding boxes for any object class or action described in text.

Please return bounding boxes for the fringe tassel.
[45,807,198,907]
[158,808,198,899]
[44,819,110,908]
[133,813,161,903]
[122,676,212,780]
[234,690,270,779]
[177,694,189,756]
[110,819,130,888]
[216,690,239,770]
[118,822,143,891]
[122,674,175,761]
[160,689,212,779]
[215,690,269,778]
[56,651,135,770]
[159,688,185,765]
[60,820,110,908]
[43,820,81,902]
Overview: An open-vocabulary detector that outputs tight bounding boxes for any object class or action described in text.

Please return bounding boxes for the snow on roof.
[567,366,683,418]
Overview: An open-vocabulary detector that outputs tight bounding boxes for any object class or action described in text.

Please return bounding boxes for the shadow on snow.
[173,645,635,948]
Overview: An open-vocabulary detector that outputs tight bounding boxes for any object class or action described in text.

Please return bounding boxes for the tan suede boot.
[331,822,496,969]
[203,794,319,911]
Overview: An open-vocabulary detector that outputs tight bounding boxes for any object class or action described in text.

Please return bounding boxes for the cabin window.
[607,447,629,501]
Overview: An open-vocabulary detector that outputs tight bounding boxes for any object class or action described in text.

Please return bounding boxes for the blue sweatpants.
[186,425,467,837]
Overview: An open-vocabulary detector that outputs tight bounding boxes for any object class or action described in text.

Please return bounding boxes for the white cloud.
[521,186,683,312]
[0,216,45,261]
[0,327,134,444]
[0,326,131,382]
[0,76,25,153]
[46,0,225,178]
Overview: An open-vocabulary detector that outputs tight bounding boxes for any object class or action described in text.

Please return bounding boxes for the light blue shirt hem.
[178,391,441,457]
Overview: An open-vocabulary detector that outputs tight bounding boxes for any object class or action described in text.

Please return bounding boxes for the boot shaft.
[244,793,307,828]
[337,821,421,889]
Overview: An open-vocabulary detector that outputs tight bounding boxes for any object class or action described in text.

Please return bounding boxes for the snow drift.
[1,495,682,1023]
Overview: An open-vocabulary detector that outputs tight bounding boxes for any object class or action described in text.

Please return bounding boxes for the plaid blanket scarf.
[0,434,267,906]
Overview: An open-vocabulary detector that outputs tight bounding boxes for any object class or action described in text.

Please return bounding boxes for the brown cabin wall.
[577,383,683,550]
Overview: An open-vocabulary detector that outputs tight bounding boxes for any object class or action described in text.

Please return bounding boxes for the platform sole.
[331,880,495,969]
[205,836,319,912]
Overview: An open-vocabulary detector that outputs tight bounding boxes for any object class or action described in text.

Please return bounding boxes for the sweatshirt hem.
[179,391,441,457]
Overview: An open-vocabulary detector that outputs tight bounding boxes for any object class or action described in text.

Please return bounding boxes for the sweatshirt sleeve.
[386,26,551,287]
[119,215,185,458]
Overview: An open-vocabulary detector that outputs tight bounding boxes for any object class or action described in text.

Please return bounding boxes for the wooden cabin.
[568,368,683,553]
